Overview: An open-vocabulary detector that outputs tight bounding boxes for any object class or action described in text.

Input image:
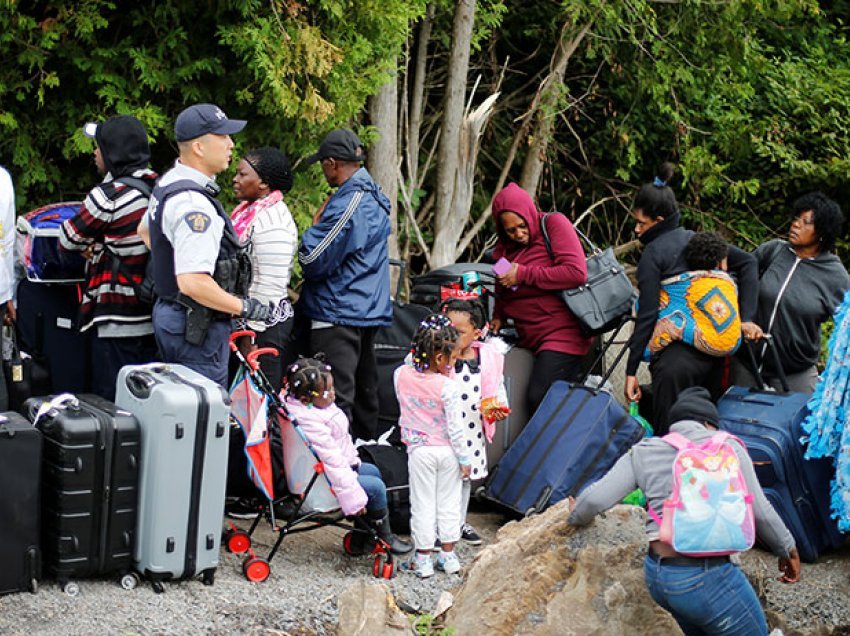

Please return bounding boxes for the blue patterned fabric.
[801,289,850,532]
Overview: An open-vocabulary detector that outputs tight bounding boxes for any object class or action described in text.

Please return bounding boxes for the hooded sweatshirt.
[753,239,850,376]
[60,115,156,336]
[626,212,758,375]
[492,183,592,356]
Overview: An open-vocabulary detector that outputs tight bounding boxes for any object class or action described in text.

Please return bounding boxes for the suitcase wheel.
[151,581,165,594]
[62,581,80,597]
[120,572,140,590]
[29,578,38,594]
[225,529,251,554]
[372,553,394,579]
[524,507,536,517]
[243,556,271,583]
[474,485,486,500]
[202,569,215,586]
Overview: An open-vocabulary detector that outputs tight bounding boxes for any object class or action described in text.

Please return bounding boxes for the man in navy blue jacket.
[299,129,392,442]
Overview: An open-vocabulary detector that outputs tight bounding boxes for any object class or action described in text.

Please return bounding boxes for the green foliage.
[0,0,425,234]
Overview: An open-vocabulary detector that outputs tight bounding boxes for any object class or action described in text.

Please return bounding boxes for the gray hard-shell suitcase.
[114,364,230,592]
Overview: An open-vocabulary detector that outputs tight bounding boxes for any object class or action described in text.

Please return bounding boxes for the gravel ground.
[0,504,847,635]
[0,507,502,636]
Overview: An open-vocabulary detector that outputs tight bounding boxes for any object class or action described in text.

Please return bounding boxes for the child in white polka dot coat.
[442,298,509,545]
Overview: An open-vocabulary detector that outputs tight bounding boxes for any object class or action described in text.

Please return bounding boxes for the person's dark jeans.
[90,333,158,401]
[358,462,388,511]
[310,325,379,442]
[644,555,769,635]
[254,318,293,394]
[649,342,722,435]
[526,350,584,415]
[153,300,230,387]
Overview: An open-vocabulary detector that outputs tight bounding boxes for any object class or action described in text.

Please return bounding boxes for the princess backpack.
[648,432,756,556]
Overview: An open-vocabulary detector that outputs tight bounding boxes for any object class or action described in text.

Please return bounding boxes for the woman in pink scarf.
[230,147,298,392]
[491,182,591,414]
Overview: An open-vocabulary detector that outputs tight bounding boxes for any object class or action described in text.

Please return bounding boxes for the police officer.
[139,103,271,386]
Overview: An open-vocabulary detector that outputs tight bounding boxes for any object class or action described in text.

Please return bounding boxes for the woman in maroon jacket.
[490,183,591,413]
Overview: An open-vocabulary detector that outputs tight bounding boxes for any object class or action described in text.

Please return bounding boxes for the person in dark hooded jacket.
[732,191,850,393]
[490,182,591,413]
[625,163,760,434]
[59,114,158,400]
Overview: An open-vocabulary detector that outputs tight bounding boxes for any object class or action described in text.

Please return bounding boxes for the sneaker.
[461,523,483,546]
[435,550,461,574]
[400,553,434,578]
[225,498,260,520]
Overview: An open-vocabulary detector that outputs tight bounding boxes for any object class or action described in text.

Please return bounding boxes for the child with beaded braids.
[395,313,470,577]
[441,298,509,546]
[283,354,412,555]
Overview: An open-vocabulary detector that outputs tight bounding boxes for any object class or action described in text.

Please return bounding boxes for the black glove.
[240,297,273,323]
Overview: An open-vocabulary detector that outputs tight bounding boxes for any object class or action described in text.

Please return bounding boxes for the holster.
[176,293,214,346]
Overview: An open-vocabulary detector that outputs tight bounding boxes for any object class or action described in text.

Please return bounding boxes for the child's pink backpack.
[647,432,756,557]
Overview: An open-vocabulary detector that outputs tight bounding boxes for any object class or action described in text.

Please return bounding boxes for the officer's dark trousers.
[310,325,379,442]
[648,342,723,436]
[91,333,158,401]
[153,301,230,387]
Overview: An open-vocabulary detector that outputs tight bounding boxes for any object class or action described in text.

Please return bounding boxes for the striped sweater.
[59,169,157,336]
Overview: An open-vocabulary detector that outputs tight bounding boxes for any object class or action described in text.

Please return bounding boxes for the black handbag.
[541,213,636,336]
[3,322,51,413]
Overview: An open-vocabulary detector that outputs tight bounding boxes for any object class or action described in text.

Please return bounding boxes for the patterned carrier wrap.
[647,270,741,358]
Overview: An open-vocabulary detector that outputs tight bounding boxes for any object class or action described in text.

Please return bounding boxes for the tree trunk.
[431,0,476,269]
[367,63,400,260]
[519,21,592,197]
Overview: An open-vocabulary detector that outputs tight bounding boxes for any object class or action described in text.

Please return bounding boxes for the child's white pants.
[408,445,462,550]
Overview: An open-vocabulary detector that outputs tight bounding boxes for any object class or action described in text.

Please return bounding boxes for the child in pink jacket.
[283,355,411,555]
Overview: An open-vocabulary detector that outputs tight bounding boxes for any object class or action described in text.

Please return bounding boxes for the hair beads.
[410,313,460,372]
[285,354,332,404]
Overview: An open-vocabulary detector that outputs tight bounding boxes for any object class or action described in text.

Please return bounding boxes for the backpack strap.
[659,431,692,451]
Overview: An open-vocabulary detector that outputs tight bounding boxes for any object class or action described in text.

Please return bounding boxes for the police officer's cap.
[174,104,247,142]
[306,129,366,164]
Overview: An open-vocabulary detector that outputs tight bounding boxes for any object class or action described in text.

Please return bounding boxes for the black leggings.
[526,350,584,415]
[649,342,723,436]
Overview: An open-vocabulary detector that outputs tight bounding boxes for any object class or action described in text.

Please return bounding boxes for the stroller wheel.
[226,530,251,554]
[372,553,394,579]
[243,556,271,583]
[343,531,356,555]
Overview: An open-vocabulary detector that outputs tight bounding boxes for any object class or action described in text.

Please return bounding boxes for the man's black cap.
[174,103,246,142]
[306,129,366,164]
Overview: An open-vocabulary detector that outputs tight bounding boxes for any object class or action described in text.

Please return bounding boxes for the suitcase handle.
[126,370,157,399]
[742,334,790,393]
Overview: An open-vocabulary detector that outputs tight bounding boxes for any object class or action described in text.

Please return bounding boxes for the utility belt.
[165,294,231,346]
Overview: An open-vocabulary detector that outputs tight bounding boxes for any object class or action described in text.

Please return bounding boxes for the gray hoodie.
[568,420,796,558]
[755,239,850,376]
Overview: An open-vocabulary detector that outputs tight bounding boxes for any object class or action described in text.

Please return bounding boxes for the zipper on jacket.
[761,256,801,371]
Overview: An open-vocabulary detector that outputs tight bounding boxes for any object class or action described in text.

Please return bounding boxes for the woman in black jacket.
[624,163,760,434]
[732,192,850,392]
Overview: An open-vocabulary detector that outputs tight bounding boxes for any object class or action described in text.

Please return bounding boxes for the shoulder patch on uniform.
[184,211,211,233]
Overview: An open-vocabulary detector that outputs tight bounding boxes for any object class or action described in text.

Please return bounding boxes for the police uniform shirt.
[144,160,224,275]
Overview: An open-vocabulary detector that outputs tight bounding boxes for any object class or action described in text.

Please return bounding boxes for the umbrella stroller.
[223,330,395,581]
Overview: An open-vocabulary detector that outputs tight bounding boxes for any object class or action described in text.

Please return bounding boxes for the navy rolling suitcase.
[0,412,42,595]
[26,394,141,593]
[486,321,645,515]
[717,338,843,562]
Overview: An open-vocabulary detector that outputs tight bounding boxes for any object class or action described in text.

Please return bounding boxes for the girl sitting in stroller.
[283,355,412,555]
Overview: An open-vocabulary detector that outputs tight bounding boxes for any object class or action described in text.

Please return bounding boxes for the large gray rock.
[337,581,413,636]
[446,502,681,635]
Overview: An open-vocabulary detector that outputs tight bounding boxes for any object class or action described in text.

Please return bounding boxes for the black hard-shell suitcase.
[0,412,42,595]
[25,394,141,593]
[358,443,411,534]
[16,279,91,394]
[717,339,842,562]
[485,321,644,515]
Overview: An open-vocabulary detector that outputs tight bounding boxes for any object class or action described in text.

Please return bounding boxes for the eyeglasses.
[792,214,815,227]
